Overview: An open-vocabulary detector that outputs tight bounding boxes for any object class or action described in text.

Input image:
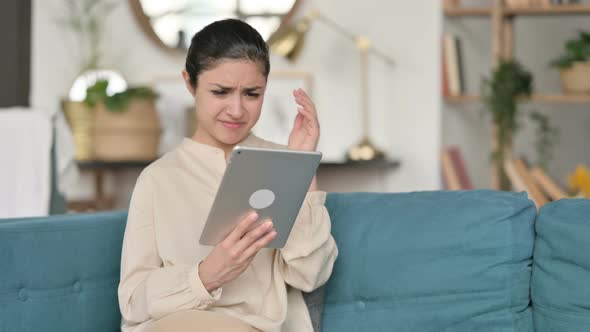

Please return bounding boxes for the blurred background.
[1,0,589,217]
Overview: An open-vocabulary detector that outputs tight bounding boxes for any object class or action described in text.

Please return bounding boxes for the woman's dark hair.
[185,19,270,88]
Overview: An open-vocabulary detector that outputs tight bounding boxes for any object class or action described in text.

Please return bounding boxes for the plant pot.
[62,100,95,160]
[560,62,590,94]
[93,99,161,161]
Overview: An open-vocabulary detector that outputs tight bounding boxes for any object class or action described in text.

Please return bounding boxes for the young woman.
[118,19,338,332]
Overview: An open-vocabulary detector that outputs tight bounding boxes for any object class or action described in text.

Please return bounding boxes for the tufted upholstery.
[323,190,536,331]
[0,211,127,332]
[532,199,590,331]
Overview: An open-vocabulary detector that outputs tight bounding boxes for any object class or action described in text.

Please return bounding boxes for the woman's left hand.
[288,88,320,152]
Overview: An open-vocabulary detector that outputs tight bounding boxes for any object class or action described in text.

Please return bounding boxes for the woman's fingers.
[293,89,316,114]
[240,228,277,261]
[225,212,259,244]
[297,108,319,131]
[292,112,303,131]
[234,220,274,256]
[294,92,316,116]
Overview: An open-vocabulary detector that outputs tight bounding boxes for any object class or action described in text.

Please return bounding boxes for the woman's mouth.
[221,121,243,129]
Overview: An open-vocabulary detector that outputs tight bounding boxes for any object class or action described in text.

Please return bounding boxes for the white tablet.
[199,146,322,248]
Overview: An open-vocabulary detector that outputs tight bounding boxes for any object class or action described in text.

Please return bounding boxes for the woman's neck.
[191,130,237,161]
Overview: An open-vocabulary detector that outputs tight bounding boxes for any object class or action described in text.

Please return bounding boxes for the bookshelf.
[445,94,590,104]
[443,0,590,189]
[445,4,590,17]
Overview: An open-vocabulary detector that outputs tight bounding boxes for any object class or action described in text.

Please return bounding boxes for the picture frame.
[254,70,314,145]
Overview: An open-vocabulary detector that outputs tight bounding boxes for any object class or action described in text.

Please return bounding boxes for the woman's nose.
[226,95,245,118]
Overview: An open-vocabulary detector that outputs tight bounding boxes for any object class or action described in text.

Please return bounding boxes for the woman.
[118,19,338,332]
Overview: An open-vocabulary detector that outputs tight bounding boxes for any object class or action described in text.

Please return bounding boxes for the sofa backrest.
[532,198,590,332]
[0,211,127,332]
[323,190,536,332]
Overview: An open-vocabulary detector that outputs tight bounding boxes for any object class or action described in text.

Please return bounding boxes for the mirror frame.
[128,0,302,54]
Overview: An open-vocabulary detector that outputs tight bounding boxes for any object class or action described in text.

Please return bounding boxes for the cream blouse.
[118,134,338,332]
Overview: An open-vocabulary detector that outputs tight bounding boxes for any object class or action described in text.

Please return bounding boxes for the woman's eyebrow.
[209,83,233,90]
[243,86,263,91]
[208,84,263,91]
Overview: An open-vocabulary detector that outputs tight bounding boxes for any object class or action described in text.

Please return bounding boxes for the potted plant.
[85,80,161,161]
[481,59,557,190]
[550,30,590,94]
[56,0,119,160]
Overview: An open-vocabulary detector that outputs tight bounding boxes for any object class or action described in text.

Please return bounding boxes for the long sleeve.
[276,191,339,292]
[118,171,221,324]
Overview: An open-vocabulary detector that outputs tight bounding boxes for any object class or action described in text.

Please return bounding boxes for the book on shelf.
[503,159,527,192]
[442,34,464,97]
[505,0,547,7]
[441,37,450,97]
[530,167,568,201]
[441,148,461,190]
[513,159,549,208]
[441,147,472,190]
[448,147,473,189]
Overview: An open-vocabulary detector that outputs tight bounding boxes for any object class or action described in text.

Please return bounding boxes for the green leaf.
[84,80,158,112]
[549,30,590,68]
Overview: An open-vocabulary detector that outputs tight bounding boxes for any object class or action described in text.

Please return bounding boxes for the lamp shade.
[268,19,311,62]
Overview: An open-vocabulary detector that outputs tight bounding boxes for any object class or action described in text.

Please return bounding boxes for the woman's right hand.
[198,212,276,293]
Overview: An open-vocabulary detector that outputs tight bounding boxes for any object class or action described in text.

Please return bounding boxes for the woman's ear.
[182,70,196,97]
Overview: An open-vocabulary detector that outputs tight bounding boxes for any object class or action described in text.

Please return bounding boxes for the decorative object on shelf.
[529,111,558,170]
[85,80,161,161]
[62,100,94,160]
[128,0,300,53]
[268,10,395,162]
[55,0,123,160]
[549,30,590,94]
[63,71,128,160]
[567,164,590,198]
[481,59,532,190]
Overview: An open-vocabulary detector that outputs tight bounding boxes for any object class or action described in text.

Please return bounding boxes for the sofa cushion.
[532,198,590,331]
[0,211,127,332]
[323,190,536,332]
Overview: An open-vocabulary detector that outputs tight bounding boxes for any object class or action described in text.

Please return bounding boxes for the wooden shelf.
[319,159,401,171]
[507,4,590,15]
[444,4,590,17]
[444,94,590,104]
[531,94,590,103]
[444,6,490,16]
[444,95,481,103]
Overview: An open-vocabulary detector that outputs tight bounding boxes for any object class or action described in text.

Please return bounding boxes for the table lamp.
[269,10,395,161]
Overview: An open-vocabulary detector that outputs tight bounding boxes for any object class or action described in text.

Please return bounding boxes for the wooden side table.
[68,160,154,212]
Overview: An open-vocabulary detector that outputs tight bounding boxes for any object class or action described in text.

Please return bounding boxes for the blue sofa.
[1,190,589,331]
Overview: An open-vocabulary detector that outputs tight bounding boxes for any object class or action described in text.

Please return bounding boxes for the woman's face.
[183,60,266,150]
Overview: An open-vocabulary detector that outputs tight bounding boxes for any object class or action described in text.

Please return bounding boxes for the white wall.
[31,0,442,206]
[443,10,590,189]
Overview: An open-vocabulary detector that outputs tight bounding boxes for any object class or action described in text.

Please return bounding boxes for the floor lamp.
[269,10,395,161]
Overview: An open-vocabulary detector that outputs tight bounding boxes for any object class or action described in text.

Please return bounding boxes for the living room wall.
[30,0,441,206]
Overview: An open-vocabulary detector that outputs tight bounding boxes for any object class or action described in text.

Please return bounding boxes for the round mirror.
[129,0,301,53]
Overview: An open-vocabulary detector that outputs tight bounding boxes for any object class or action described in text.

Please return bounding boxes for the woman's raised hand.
[288,88,320,152]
